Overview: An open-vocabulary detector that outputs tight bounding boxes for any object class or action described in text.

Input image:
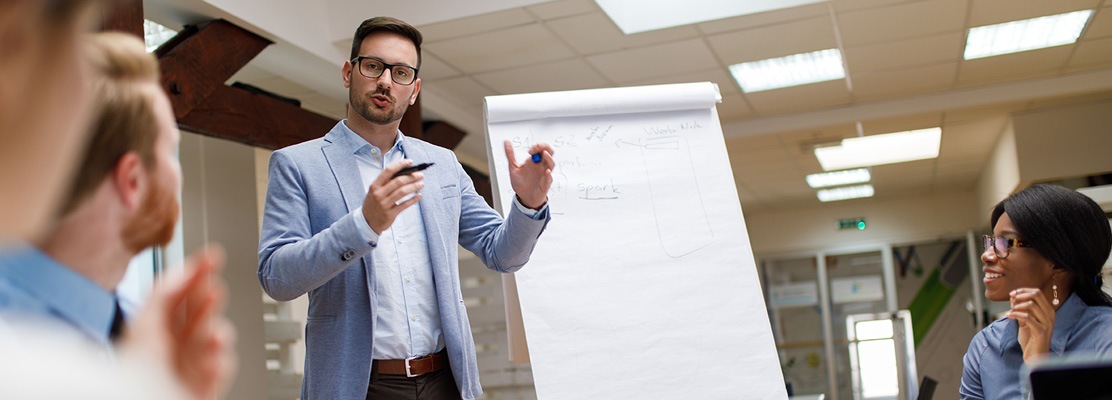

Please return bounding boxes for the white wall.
[1013,100,1112,183]
[180,132,269,399]
[746,191,980,257]
[975,121,1019,225]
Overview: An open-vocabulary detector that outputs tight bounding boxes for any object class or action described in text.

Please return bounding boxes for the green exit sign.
[838,217,867,231]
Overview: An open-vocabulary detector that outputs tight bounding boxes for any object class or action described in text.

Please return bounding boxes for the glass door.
[824,250,890,400]
[764,256,827,398]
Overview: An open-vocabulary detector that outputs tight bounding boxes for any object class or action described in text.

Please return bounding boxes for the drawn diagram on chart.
[504,118,716,259]
[638,135,714,257]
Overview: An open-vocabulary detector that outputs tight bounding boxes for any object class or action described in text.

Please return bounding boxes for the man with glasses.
[258,17,556,400]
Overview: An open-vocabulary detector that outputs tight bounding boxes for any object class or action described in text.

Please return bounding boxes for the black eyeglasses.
[982,235,1032,259]
[351,56,418,85]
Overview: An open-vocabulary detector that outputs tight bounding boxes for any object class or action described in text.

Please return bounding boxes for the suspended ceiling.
[145,0,1112,214]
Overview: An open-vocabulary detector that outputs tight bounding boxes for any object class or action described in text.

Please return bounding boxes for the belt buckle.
[404,355,419,378]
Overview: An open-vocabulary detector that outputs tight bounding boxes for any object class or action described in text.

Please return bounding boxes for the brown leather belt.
[373,350,449,377]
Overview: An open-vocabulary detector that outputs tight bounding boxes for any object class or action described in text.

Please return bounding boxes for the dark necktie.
[108,300,125,342]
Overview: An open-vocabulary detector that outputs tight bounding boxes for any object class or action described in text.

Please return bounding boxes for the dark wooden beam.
[423,120,467,150]
[151,19,337,149]
[178,85,337,150]
[100,0,143,37]
[157,20,272,120]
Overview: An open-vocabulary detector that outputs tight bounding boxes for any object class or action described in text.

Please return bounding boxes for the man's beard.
[121,176,179,253]
[350,87,407,125]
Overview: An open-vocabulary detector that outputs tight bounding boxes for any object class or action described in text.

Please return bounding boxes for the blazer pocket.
[306,315,336,323]
[441,184,459,199]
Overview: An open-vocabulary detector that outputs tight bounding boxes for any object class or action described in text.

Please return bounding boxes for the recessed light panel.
[964,10,1094,60]
[729,49,846,93]
[595,0,828,35]
[814,128,941,171]
[806,168,871,188]
[817,184,875,202]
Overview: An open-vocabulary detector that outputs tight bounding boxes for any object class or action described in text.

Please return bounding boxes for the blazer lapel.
[404,139,451,282]
[322,126,365,213]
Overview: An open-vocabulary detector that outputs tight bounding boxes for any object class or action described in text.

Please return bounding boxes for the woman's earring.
[1052,284,1060,306]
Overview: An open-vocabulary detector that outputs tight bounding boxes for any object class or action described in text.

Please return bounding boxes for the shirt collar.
[0,245,117,345]
[338,119,408,156]
[1049,292,1085,355]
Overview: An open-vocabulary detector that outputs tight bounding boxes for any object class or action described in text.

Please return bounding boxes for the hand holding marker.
[392,162,433,178]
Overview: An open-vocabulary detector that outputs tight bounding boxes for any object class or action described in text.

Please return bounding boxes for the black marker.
[392,162,434,179]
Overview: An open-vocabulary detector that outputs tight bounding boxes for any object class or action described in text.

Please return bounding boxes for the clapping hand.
[121,245,237,400]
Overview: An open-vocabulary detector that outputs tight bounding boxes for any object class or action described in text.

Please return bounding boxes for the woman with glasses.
[960,184,1112,400]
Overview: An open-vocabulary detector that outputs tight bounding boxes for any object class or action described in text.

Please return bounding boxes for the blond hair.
[61,32,163,215]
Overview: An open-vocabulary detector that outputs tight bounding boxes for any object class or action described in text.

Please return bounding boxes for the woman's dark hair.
[991,184,1112,307]
[349,17,423,69]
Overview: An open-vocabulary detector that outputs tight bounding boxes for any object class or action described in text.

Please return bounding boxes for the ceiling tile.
[424,76,498,110]
[1069,36,1112,68]
[418,52,463,80]
[1083,7,1112,39]
[851,62,957,101]
[725,132,784,152]
[777,123,858,151]
[625,68,740,96]
[585,39,719,83]
[728,147,794,168]
[745,80,853,115]
[547,12,701,55]
[957,46,1072,86]
[707,16,838,64]
[472,59,611,95]
[424,24,576,74]
[831,0,923,12]
[717,93,756,122]
[836,0,967,46]
[418,8,536,42]
[526,0,598,20]
[844,32,963,73]
[968,0,1099,26]
[697,3,830,35]
[870,159,935,184]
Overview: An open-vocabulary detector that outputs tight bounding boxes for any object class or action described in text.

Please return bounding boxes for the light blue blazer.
[258,123,549,399]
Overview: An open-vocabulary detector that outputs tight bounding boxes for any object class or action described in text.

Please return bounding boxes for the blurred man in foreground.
[0,6,237,397]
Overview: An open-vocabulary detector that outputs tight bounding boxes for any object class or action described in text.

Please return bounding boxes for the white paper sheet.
[484,82,787,400]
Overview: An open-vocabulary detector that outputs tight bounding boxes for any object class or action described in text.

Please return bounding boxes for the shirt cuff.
[512,196,549,220]
[351,207,381,246]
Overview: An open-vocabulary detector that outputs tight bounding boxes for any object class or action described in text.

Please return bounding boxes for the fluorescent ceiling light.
[806,168,871,188]
[964,10,1094,60]
[817,184,875,202]
[595,0,828,35]
[814,128,941,171]
[729,49,846,93]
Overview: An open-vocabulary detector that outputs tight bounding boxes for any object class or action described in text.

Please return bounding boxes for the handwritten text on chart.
[577,179,620,200]
[507,121,704,151]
